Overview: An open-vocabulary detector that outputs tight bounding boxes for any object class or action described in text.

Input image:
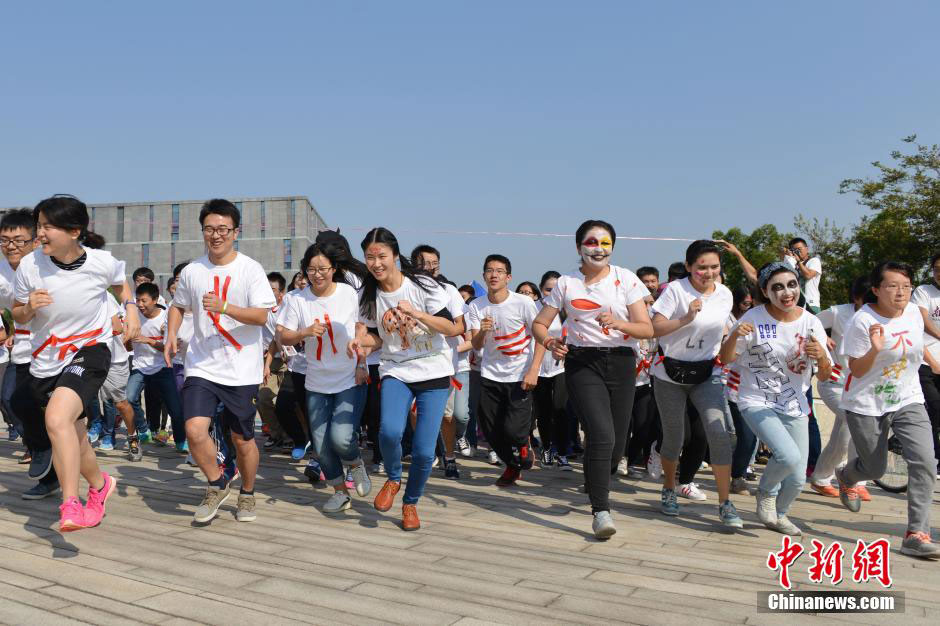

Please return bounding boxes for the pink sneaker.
[85,472,117,526]
[59,497,89,532]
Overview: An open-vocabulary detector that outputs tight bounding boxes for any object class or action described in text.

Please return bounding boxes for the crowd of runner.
[1,195,938,559]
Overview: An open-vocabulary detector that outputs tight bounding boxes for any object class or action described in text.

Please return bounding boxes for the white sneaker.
[431,456,440,469]
[487,450,501,466]
[323,491,351,513]
[774,515,802,536]
[456,437,472,458]
[756,491,778,527]
[616,458,629,476]
[369,462,385,475]
[349,463,372,497]
[677,483,707,501]
[648,450,663,480]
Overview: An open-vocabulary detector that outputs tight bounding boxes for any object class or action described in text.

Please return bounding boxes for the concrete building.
[11,196,328,289]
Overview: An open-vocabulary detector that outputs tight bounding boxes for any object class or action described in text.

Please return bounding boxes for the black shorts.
[27,343,111,421]
[182,376,259,440]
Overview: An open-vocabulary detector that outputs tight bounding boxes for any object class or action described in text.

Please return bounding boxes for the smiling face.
[416,251,440,277]
[306,253,335,294]
[36,212,80,257]
[687,252,721,290]
[578,227,614,269]
[201,213,237,259]
[763,271,800,312]
[0,226,37,268]
[365,243,396,282]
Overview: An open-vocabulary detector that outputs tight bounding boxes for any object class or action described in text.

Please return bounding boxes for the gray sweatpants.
[654,374,733,465]
[842,403,937,534]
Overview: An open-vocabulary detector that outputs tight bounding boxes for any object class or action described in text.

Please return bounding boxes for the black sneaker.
[540,448,554,467]
[28,448,53,480]
[304,460,323,485]
[22,480,60,500]
[127,438,143,462]
[519,445,534,470]
[444,458,460,480]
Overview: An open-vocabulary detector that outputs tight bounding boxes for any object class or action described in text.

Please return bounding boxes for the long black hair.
[300,242,368,289]
[359,227,432,320]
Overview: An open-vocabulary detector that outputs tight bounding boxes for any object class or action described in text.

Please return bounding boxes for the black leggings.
[364,364,382,463]
[274,371,308,446]
[919,364,940,461]
[626,383,657,465]
[533,373,569,454]
[565,349,636,513]
[677,403,708,485]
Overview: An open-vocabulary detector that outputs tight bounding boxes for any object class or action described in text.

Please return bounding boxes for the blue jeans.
[1,362,22,434]
[380,377,449,505]
[125,369,152,433]
[144,368,186,443]
[740,406,808,516]
[307,385,367,484]
[729,401,758,479]
[101,399,117,438]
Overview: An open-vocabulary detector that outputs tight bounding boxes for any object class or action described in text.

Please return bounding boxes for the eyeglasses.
[202,226,235,237]
[307,266,334,276]
[880,284,913,292]
[0,238,31,248]
[484,269,507,276]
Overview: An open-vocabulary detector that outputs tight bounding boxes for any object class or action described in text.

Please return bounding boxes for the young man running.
[165,199,275,524]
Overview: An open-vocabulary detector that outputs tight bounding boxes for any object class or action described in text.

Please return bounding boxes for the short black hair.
[483,254,511,275]
[685,240,722,266]
[788,237,808,249]
[0,209,36,237]
[870,261,913,288]
[410,244,441,267]
[516,281,540,296]
[575,220,616,248]
[929,252,940,270]
[667,261,688,281]
[636,266,659,280]
[458,284,474,297]
[198,198,240,228]
[539,270,561,289]
[850,275,870,301]
[173,262,189,278]
[136,282,160,300]
[132,267,155,282]
[267,272,287,292]
[167,276,176,290]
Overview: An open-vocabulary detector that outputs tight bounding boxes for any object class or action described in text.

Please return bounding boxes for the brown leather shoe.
[402,504,420,531]
[373,480,401,512]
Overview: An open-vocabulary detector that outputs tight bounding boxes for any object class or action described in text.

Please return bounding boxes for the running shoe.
[540,448,554,468]
[647,450,663,480]
[678,483,707,501]
[592,511,617,539]
[235,493,256,522]
[856,484,872,502]
[719,500,744,529]
[745,467,757,481]
[176,441,189,453]
[456,437,472,458]
[27,448,53,479]
[98,436,114,451]
[756,491,778,526]
[185,453,196,466]
[87,421,102,444]
[518,445,534,471]
[350,464,372,496]
[304,460,324,485]
[22,480,60,500]
[901,531,940,559]
[810,482,839,498]
[431,456,440,469]
[774,515,802,536]
[137,429,152,444]
[487,450,501,466]
[59,497,89,532]
[154,430,170,445]
[496,466,521,487]
[369,462,385,475]
[127,438,143,462]
[730,477,749,495]
[84,472,117,526]
[194,481,232,523]
[7,426,19,441]
[661,487,679,516]
[291,442,310,461]
[835,468,861,513]
[616,458,629,476]
[222,461,239,483]
[263,437,279,449]
[555,454,573,471]
[443,458,460,480]
[627,465,646,480]
[19,450,32,465]
[323,491,351,513]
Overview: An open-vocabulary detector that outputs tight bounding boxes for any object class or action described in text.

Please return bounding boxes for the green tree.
[840,134,940,279]
[712,224,793,290]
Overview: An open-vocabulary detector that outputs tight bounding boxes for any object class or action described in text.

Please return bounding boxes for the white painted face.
[764,272,800,312]
[579,227,613,269]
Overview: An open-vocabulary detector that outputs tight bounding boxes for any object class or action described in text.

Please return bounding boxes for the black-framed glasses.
[0,238,32,248]
[307,266,334,277]
[202,226,235,237]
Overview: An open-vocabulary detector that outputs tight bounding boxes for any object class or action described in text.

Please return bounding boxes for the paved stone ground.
[0,406,938,625]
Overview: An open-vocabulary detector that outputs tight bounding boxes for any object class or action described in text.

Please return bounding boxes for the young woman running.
[13,195,140,532]
[278,243,371,513]
[651,240,742,527]
[533,219,652,539]
[353,227,460,531]
[719,262,831,536]
[836,261,940,558]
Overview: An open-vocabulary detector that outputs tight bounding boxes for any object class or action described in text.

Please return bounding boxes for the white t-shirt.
[731,306,829,417]
[105,294,130,365]
[784,255,823,308]
[277,283,359,394]
[542,265,647,348]
[467,291,539,383]
[538,304,565,378]
[912,284,940,364]
[360,275,454,383]
[440,283,470,374]
[0,258,15,366]
[635,338,657,387]
[14,248,125,378]
[172,312,193,366]
[817,303,856,384]
[262,306,279,353]
[839,303,925,416]
[651,278,732,382]
[133,307,167,374]
[172,253,276,386]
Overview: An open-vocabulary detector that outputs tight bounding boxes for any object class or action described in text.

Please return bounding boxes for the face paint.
[579,228,613,268]
[765,274,800,312]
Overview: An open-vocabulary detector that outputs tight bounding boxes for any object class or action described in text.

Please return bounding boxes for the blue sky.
[2,1,938,286]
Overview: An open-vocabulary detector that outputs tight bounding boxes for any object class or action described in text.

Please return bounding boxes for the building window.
[234,240,239,251]
[289,199,297,236]
[141,243,150,267]
[260,200,266,238]
[234,201,243,211]
[170,242,176,269]
[148,205,154,240]
[283,238,292,269]
[171,204,180,241]
[116,206,125,243]
[90,207,95,230]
